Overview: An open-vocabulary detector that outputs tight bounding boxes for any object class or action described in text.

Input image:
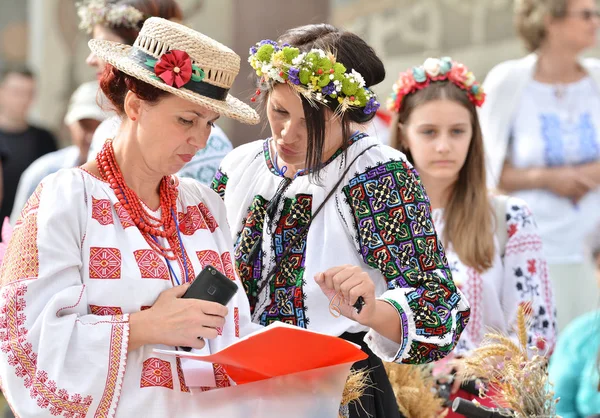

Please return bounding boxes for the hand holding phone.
[179,265,238,351]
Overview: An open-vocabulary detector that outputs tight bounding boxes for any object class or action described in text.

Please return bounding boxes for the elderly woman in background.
[480,0,600,331]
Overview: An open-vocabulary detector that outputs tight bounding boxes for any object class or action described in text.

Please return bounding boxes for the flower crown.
[77,0,144,34]
[248,40,380,115]
[387,57,485,112]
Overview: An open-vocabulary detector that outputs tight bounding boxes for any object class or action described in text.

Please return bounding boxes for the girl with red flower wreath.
[386,58,556,415]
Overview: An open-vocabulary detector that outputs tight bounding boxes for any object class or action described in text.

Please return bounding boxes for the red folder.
[155,322,367,384]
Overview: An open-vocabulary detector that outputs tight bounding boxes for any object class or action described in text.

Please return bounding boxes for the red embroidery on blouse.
[89,248,122,279]
[234,307,240,338]
[140,357,173,389]
[134,250,169,280]
[177,205,206,236]
[0,284,93,416]
[89,305,124,316]
[198,202,218,233]
[221,252,236,281]
[0,185,42,286]
[92,197,114,226]
[175,357,190,393]
[114,201,135,230]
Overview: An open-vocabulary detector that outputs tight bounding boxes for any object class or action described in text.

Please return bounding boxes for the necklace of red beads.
[96,140,181,260]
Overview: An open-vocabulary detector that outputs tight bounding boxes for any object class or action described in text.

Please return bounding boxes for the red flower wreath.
[154,50,193,88]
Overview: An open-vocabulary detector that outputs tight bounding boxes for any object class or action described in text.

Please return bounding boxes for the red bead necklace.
[96,140,181,260]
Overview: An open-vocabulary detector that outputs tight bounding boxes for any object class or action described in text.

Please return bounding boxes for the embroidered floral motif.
[0,284,94,416]
[89,247,122,279]
[140,357,173,389]
[92,197,114,226]
[211,170,229,199]
[343,160,462,362]
[134,249,169,280]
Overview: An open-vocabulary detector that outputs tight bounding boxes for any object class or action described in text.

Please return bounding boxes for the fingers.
[195,300,229,318]
[451,376,462,395]
[339,276,366,302]
[170,283,192,298]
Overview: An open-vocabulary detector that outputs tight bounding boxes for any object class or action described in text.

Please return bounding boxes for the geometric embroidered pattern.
[198,202,218,233]
[234,195,268,313]
[0,184,42,286]
[89,305,123,316]
[114,201,135,229]
[94,320,127,418]
[343,160,463,363]
[177,205,206,236]
[175,357,190,393]
[0,284,93,416]
[89,248,122,279]
[140,357,173,389]
[211,170,229,199]
[258,194,312,328]
[134,250,169,280]
[221,252,236,281]
[199,363,232,392]
[234,307,240,338]
[91,197,114,226]
[196,250,235,281]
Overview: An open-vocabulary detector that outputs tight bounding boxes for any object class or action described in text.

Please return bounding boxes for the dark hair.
[0,66,35,84]
[104,0,183,45]
[391,81,494,273]
[258,24,385,179]
[99,65,169,114]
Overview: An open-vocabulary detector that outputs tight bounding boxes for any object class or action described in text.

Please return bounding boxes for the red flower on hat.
[154,50,193,88]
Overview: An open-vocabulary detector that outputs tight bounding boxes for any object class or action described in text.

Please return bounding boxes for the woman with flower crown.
[386,57,556,414]
[0,17,261,417]
[77,0,234,185]
[213,24,470,418]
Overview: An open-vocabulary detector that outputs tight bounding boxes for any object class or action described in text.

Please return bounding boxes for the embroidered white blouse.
[431,196,556,356]
[0,168,255,417]
[213,133,471,364]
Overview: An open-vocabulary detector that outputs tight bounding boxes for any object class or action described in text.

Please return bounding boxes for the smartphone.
[182,265,238,305]
[179,265,238,352]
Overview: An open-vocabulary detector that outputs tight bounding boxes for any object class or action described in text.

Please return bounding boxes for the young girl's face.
[400,99,472,183]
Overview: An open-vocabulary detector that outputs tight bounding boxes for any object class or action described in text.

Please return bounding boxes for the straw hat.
[88,17,259,125]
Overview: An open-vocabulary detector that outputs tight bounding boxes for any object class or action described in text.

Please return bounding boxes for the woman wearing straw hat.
[0,17,259,417]
[214,24,470,418]
[78,0,235,185]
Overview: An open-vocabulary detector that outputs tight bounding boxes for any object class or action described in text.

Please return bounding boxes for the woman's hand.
[128,283,228,352]
[314,265,377,325]
[544,166,595,203]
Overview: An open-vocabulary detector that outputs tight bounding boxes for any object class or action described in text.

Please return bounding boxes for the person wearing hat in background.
[78,0,234,185]
[9,81,108,224]
[0,17,260,417]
